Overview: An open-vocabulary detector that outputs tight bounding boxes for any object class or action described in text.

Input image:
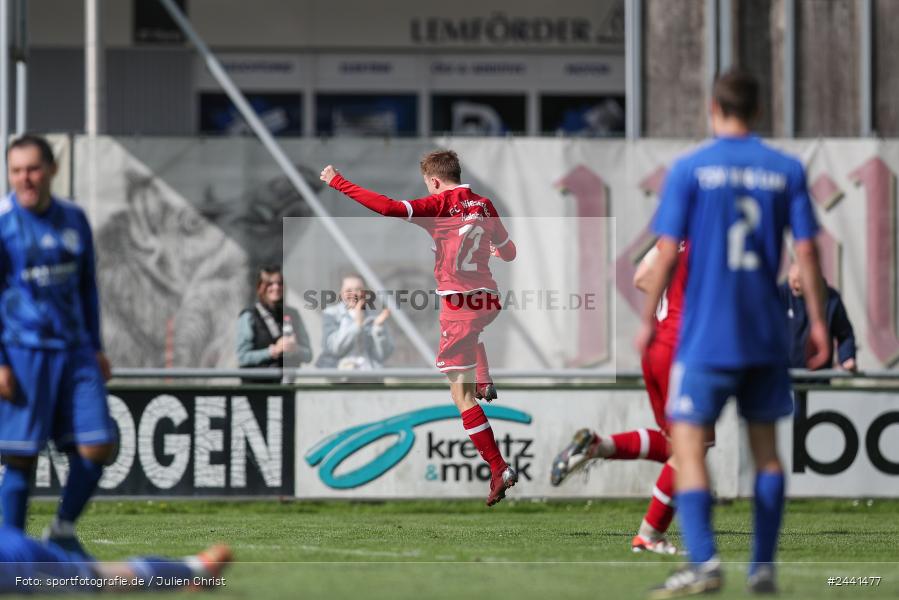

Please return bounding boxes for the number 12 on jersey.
[456,224,485,272]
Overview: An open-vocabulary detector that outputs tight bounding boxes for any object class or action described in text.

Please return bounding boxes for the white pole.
[157,0,436,366]
[718,0,732,72]
[85,0,103,135]
[0,0,9,194]
[12,0,23,134]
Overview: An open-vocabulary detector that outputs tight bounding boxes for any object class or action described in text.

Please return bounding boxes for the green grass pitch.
[18,498,899,599]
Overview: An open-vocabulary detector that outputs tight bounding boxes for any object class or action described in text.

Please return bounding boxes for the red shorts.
[641,339,675,434]
[436,293,500,373]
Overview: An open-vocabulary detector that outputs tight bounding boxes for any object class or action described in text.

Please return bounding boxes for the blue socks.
[751,470,785,574]
[57,454,104,524]
[676,488,716,565]
[0,464,31,529]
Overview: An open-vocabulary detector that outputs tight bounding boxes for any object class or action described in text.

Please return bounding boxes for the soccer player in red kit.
[320,150,519,506]
[550,241,691,554]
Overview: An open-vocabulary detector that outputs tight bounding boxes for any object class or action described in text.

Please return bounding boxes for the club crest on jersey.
[39,233,57,249]
[61,228,81,253]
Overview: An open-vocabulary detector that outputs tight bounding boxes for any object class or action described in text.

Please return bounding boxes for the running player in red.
[550,240,690,554]
[320,150,518,506]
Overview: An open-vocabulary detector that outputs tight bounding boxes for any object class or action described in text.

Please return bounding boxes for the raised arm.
[321,166,414,219]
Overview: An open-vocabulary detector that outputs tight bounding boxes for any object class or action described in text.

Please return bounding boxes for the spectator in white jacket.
[316,274,394,370]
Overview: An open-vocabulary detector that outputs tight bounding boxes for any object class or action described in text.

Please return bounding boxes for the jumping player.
[638,69,829,597]
[320,150,518,506]
[0,135,117,555]
[550,241,690,555]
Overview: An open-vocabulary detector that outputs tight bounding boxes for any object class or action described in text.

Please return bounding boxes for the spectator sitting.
[779,262,857,371]
[237,265,312,381]
[316,274,394,370]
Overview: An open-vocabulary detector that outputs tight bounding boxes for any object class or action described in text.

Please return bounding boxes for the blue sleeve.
[788,161,819,241]
[652,159,693,240]
[78,213,103,352]
[0,242,9,366]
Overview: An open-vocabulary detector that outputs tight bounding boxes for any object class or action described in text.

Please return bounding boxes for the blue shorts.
[667,362,793,426]
[0,346,117,456]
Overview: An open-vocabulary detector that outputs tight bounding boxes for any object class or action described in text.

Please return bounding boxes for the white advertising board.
[295,389,741,499]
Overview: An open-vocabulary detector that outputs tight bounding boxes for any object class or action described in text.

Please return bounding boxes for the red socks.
[461,405,507,474]
[609,429,670,463]
[476,343,492,385]
[644,463,676,533]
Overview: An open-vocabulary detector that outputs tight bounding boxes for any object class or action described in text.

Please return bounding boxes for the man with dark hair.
[0,134,117,555]
[236,265,312,382]
[780,262,857,371]
[638,70,829,597]
[319,149,519,506]
[7,134,57,167]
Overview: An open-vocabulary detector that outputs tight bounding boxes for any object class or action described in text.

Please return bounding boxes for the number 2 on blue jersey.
[728,196,761,271]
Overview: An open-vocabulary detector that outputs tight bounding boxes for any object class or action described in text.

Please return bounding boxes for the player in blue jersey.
[0,525,231,594]
[0,135,117,556]
[636,71,830,598]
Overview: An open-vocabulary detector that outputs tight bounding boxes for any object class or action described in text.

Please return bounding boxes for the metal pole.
[860,0,873,136]
[0,0,9,194]
[783,0,796,137]
[12,0,23,134]
[157,0,436,366]
[624,0,641,139]
[705,0,718,137]
[718,0,732,71]
[705,0,718,84]
[85,0,103,135]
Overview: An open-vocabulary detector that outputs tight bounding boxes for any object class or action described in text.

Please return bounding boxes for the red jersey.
[329,175,511,296]
[653,241,689,348]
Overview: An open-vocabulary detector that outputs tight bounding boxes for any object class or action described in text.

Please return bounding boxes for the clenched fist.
[320,165,339,185]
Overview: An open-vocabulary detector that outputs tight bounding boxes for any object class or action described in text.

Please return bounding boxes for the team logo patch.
[40,233,57,249]
[674,395,694,416]
[61,228,81,253]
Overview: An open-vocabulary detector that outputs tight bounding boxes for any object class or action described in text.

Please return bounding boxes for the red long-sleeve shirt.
[329,174,516,295]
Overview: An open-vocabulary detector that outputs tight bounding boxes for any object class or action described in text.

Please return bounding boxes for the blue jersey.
[653,136,819,368]
[0,194,102,362]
